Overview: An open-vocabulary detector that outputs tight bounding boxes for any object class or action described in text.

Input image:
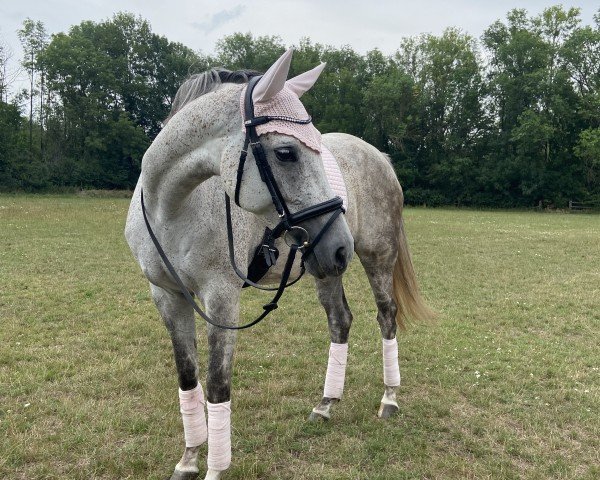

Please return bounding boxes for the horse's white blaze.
[323,342,349,399]
[382,337,401,387]
[179,384,207,447]
[207,401,231,471]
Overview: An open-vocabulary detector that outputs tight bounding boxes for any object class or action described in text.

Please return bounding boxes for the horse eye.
[274,147,297,163]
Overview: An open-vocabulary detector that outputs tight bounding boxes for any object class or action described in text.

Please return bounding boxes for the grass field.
[1,194,598,479]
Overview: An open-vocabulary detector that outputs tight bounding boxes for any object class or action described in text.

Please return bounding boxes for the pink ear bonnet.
[240,49,326,153]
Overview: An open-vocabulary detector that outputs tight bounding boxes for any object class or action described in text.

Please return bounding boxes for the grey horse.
[125,49,433,480]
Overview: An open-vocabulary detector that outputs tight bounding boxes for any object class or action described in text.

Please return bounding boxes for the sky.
[1,0,598,88]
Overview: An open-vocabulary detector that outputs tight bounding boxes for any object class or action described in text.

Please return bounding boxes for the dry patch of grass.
[1,196,598,479]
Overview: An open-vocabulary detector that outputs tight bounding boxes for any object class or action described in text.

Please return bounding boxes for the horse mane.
[164,68,262,125]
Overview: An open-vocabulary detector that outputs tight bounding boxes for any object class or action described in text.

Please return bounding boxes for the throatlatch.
[141,74,345,330]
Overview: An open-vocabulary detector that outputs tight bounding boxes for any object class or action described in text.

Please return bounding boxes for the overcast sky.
[1,0,598,85]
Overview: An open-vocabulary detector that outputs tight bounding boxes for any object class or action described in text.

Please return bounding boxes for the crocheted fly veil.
[240,49,326,153]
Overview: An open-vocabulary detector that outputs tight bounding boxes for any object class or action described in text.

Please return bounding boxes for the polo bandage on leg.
[323,342,349,399]
[179,384,208,447]
[382,337,401,387]
[207,401,232,471]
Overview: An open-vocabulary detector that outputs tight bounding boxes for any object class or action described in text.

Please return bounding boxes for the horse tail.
[392,217,436,329]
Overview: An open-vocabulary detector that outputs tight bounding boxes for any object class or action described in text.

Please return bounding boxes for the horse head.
[220,49,354,277]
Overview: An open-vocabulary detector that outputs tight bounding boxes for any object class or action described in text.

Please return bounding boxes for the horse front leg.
[202,286,240,480]
[309,275,353,421]
[151,285,206,480]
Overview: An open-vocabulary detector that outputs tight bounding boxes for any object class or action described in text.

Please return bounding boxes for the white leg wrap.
[179,384,208,448]
[323,342,348,399]
[207,401,231,471]
[382,337,401,387]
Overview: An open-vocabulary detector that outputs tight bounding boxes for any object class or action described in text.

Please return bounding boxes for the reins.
[141,76,345,330]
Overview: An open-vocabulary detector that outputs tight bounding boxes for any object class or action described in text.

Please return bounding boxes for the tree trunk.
[29,50,33,155]
[40,70,44,160]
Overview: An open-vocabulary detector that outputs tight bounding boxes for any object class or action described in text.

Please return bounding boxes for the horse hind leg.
[309,275,353,422]
[358,253,402,419]
[151,285,205,480]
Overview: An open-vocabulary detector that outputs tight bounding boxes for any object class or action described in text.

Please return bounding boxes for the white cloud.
[191,5,246,34]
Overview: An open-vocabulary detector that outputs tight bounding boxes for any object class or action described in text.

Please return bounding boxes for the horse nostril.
[335,246,348,270]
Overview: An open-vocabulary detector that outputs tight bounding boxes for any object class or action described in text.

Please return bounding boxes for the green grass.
[1,195,598,479]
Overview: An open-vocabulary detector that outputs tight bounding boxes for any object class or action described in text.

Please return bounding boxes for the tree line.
[0,6,599,207]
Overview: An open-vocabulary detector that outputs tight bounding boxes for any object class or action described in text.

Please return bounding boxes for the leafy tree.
[214,32,286,71]
[310,45,366,136]
[40,12,200,188]
[362,67,418,184]
[395,29,487,204]
[0,35,17,103]
[562,10,600,151]
[17,18,48,155]
[562,19,600,96]
[482,6,586,206]
[0,102,24,188]
[574,128,600,193]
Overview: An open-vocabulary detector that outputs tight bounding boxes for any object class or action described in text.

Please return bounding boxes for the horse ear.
[252,48,294,103]
[285,62,327,98]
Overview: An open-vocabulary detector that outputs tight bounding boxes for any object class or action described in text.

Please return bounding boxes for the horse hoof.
[308,410,329,422]
[169,470,199,480]
[378,402,399,419]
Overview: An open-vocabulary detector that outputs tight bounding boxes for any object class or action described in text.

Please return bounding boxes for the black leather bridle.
[141,75,345,330]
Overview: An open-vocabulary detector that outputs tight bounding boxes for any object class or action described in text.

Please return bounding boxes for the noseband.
[141,75,345,330]
[236,76,345,246]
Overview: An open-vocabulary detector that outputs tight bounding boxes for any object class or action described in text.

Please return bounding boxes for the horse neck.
[141,84,242,220]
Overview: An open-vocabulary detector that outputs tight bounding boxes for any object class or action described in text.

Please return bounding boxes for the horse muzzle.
[300,213,354,279]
